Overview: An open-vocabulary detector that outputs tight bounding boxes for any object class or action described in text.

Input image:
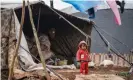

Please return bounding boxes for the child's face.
[81,44,87,50]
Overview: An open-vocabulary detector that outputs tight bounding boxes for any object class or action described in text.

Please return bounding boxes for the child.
[76,41,90,75]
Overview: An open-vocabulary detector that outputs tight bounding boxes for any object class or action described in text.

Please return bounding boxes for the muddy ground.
[55,67,132,80]
[1,67,132,80]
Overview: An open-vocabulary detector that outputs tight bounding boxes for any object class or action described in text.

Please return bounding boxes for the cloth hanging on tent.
[116,0,125,13]
[63,0,103,19]
[87,8,95,19]
[106,0,121,25]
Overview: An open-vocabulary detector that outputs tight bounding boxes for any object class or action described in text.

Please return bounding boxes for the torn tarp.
[14,11,44,71]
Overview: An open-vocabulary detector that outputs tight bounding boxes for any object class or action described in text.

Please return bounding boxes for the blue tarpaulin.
[63,0,103,12]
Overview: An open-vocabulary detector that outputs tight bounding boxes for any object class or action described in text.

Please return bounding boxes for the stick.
[27,0,47,77]
[8,0,25,80]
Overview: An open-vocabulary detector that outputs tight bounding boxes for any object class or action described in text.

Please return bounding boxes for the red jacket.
[76,41,90,61]
[76,49,90,61]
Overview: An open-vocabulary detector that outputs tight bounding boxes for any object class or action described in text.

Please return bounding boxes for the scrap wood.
[13,69,51,80]
[13,69,31,79]
[13,69,69,80]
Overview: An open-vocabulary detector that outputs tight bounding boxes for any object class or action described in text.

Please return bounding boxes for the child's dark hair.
[79,43,87,48]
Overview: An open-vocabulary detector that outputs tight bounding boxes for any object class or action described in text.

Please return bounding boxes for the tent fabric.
[72,9,133,53]
[14,1,93,59]
[1,1,93,71]
[1,9,19,69]
[1,9,12,69]
[1,9,45,71]
[14,11,41,71]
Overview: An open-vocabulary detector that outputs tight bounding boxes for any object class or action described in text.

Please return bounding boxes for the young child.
[76,41,90,75]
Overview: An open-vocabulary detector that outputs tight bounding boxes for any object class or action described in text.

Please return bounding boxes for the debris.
[89,61,95,68]
[47,64,76,70]
[100,60,114,67]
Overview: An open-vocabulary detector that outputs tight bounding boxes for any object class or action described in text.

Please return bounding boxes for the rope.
[94,24,129,48]
[40,2,91,39]
[93,25,132,66]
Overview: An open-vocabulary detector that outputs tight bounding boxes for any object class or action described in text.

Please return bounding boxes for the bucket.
[57,60,68,66]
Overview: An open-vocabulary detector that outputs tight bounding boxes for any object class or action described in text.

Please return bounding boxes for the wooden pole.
[27,0,47,77]
[8,0,25,80]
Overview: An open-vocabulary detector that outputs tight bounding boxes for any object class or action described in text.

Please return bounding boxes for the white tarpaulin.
[14,11,44,71]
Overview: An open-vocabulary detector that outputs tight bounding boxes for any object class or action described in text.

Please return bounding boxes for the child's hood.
[78,40,87,49]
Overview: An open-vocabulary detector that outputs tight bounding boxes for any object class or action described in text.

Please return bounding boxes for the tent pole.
[8,0,25,80]
[41,2,91,39]
[27,0,48,79]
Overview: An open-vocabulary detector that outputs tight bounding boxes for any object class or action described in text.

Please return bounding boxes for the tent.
[1,1,133,79]
[60,1,133,53]
[14,1,93,58]
[1,0,93,74]
[72,9,133,53]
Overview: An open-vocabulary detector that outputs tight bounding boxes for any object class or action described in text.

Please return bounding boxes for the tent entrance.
[14,1,92,60]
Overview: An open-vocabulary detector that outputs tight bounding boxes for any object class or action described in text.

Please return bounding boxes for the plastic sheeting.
[14,1,93,58]
[14,12,44,71]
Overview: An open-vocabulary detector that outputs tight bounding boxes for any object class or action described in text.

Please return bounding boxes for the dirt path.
[75,74,125,80]
[55,67,130,80]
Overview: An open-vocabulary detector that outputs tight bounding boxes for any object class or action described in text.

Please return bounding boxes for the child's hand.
[77,60,81,62]
[89,59,91,62]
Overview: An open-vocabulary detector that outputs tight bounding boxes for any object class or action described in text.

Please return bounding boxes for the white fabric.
[129,66,133,73]
[14,12,44,71]
[89,61,95,67]
[100,60,114,67]
[47,64,76,70]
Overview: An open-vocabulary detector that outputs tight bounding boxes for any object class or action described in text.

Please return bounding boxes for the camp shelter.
[61,2,133,53]
[60,2,133,67]
[72,9,133,53]
[1,1,93,71]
